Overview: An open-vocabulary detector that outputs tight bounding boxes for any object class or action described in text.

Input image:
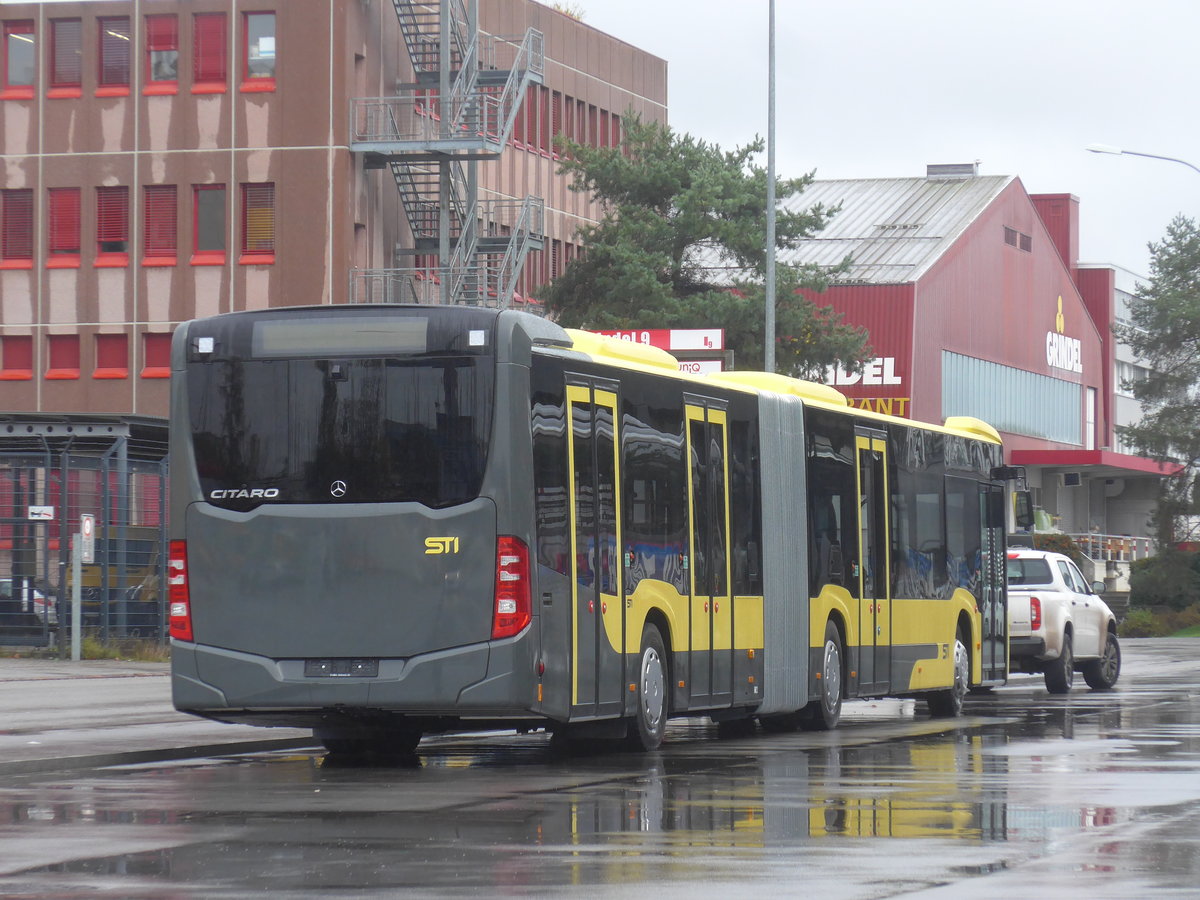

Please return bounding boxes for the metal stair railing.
[389,160,470,244]
[491,194,544,308]
[392,0,470,78]
[486,29,544,147]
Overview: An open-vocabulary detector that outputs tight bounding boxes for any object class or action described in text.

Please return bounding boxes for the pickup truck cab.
[1006,549,1121,693]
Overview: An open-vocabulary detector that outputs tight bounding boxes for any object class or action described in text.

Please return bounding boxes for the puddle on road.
[2,693,1199,894]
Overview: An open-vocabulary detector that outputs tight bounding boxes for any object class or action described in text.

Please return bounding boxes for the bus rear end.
[169,305,543,753]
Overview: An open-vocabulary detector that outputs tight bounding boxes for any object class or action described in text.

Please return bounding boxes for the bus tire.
[316,720,421,758]
[628,624,668,751]
[928,627,969,718]
[802,620,843,731]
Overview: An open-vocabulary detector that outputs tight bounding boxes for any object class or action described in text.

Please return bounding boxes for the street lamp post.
[1086,144,1200,175]
[764,0,776,373]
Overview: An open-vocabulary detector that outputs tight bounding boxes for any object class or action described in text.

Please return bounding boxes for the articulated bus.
[168,305,1013,754]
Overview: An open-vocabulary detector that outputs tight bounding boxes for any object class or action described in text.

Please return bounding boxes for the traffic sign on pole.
[80,514,95,565]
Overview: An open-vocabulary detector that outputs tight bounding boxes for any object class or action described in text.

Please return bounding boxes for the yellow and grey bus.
[168,305,1012,754]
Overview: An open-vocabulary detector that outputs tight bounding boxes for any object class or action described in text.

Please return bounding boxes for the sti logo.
[425,536,460,555]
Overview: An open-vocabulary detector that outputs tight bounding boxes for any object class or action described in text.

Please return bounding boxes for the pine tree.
[541,115,869,376]
[1115,214,1200,546]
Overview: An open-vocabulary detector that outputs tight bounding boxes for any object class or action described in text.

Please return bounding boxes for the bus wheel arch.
[927,621,970,718]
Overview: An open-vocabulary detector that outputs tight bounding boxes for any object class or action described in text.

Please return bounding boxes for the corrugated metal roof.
[776,174,1014,284]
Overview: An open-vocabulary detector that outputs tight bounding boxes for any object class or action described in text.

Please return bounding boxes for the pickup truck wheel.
[1045,630,1074,694]
[1082,631,1121,690]
[928,629,969,718]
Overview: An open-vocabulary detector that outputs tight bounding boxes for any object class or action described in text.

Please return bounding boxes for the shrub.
[1119,608,1160,638]
[1129,549,1200,611]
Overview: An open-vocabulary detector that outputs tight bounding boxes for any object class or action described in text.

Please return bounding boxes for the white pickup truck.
[1006,549,1121,693]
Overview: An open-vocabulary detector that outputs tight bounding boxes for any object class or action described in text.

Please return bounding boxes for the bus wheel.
[802,620,843,731]
[316,720,421,758]
[928,628,969,718]
[759,710,803,733]
[628,624,668,751]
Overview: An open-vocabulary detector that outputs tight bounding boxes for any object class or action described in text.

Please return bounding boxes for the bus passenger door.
[567,383,625,720]
[685,401,733,708]
[979,484,1007,683]
[855,429,890,696]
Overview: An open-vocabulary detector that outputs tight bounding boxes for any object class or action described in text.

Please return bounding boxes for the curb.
[0,736,318,777]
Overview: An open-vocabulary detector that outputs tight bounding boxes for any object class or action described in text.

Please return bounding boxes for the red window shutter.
[99,17,131,87]
[1,335,34,380]
[46,334,80,379]
[146,16,177,51]
[94,333,128,378]
[525,84,537,146]
[142,332,172,378]
[193,14,227,85]
[145,15,179,84]
[48,188,81,255]
[96,186,129,254]
[51,19,82,88]
[539,87,550,153]
[241,182,275,256]
[1,189,33,261]
[144,186,177,258]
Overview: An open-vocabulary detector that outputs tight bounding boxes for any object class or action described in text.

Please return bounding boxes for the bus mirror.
[1013,490,1034,530]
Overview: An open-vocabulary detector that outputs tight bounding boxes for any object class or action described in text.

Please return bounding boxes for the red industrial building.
[0,0,667,419]
[781,163,1167,584]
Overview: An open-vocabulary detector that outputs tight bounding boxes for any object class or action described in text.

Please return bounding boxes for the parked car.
[1007,549,1121,693]
[0,577,56,626]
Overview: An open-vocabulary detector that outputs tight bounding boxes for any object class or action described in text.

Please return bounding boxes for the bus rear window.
[188,355,493,509]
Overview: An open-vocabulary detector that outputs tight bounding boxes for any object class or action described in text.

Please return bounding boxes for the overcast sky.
[575,0,1200,279]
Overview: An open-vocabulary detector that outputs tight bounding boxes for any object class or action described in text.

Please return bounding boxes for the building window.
[96,186,129,265]
[46,334,80,380]
[240,182,275,263]
[94,333,128,379]
[47,187,81,267]
[142,332,172,379]
[145,15,179,93]
[0,335,33,381]
[193,13,227,92]
[144,185,177,264]
[49,19,82,97]
[98,17,131,95]
[242,12,275,91]
[0,188,33,267]
[193,184,226,264]
[3,21,35,99]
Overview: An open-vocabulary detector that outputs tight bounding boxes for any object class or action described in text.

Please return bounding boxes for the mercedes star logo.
[330,480,348,498]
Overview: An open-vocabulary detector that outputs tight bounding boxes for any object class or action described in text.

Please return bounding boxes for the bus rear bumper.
[171,635,538,727]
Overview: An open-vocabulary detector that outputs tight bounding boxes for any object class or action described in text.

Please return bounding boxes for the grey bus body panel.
[184,499,499,660]
[172,630,540,723]
[169,309,554,726]
[756,392,810,715]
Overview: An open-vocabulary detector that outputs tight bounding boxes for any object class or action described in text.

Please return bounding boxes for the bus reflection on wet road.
[2,639,1199,898]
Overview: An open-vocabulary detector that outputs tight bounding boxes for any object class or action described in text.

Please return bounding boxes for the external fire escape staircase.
[350,0,545,307]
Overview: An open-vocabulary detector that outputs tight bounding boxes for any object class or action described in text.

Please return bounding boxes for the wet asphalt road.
[1,638,1199,898]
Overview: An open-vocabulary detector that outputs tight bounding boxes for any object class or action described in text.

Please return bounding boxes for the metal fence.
[0,416,168,650]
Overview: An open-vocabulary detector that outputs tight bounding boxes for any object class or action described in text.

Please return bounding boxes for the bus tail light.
[493,536,531,639]
[168,540,194,642]
[1029,596,1042,632]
